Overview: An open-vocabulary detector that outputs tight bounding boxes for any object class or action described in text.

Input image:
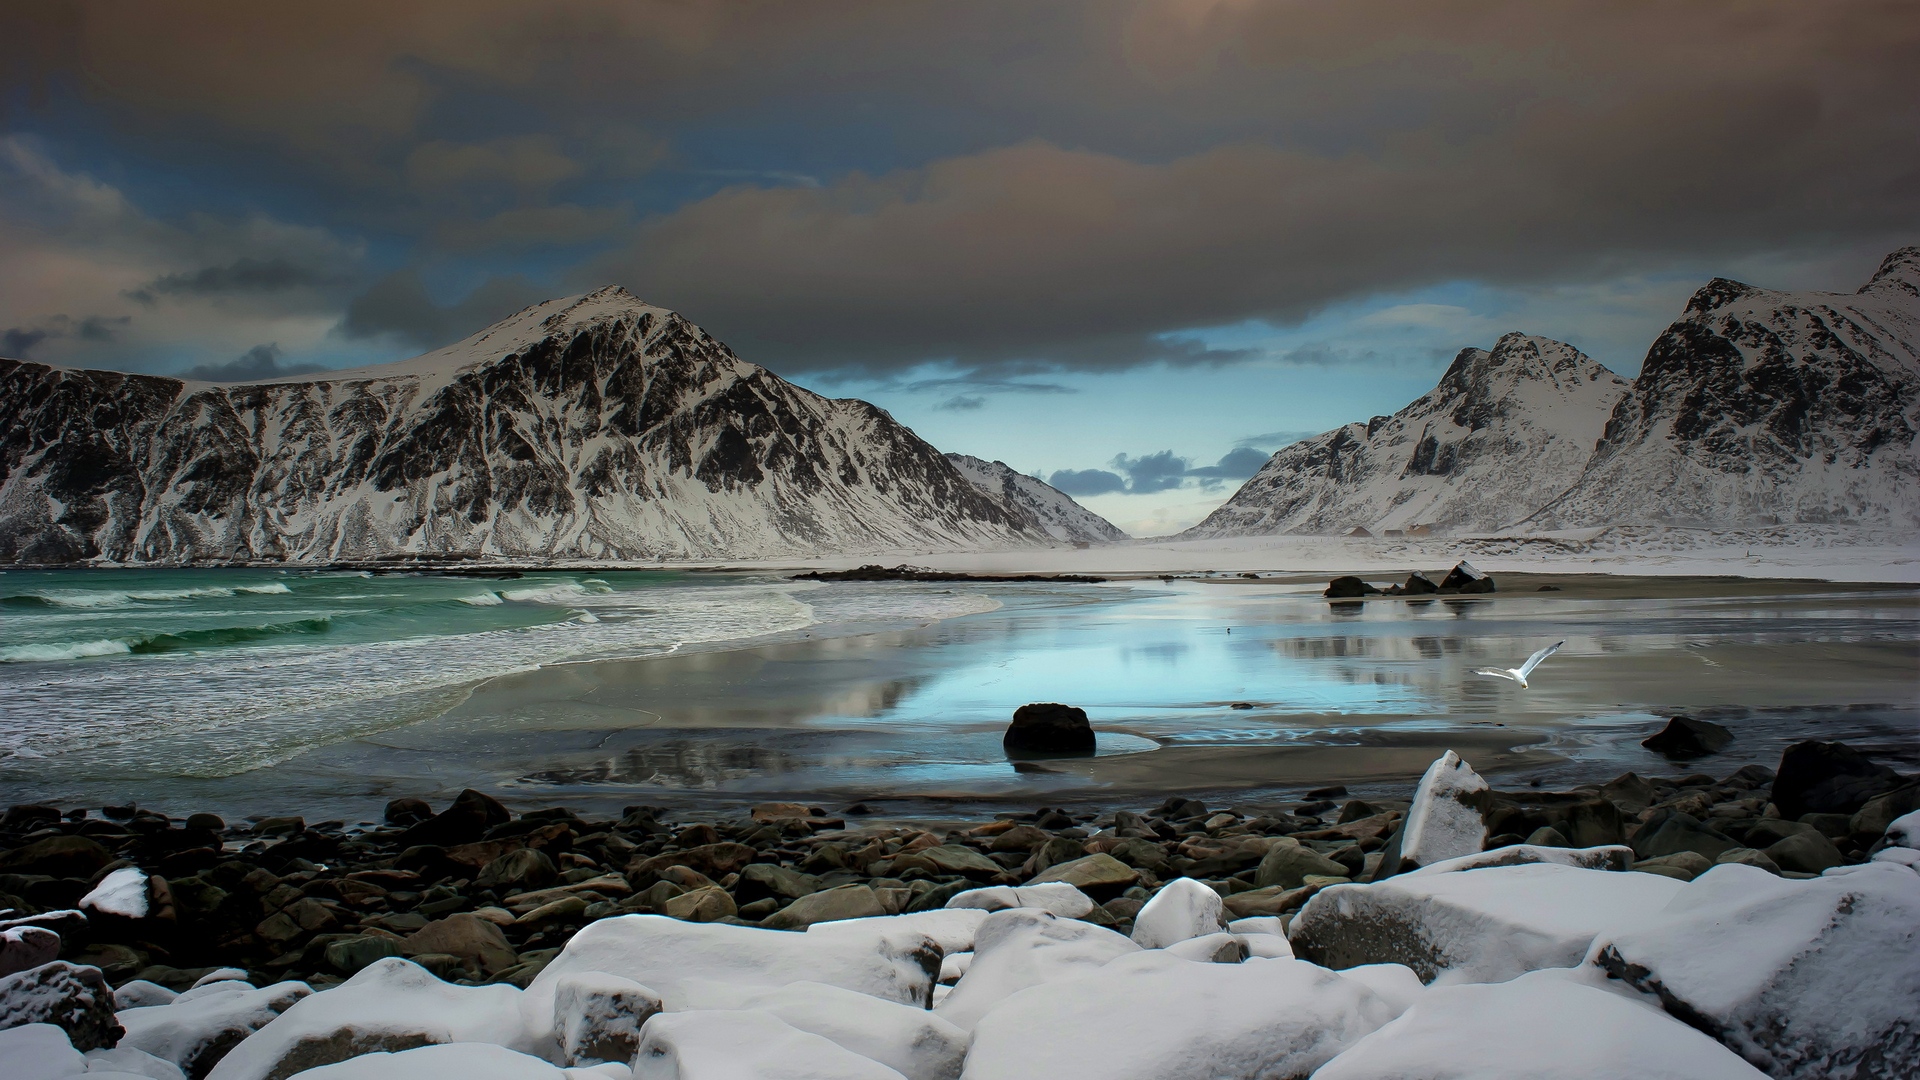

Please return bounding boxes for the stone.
[1290,863,1683,984]
[1642,715,1735,758]
[1601,772,1657,814]
[1635,850,1714,879]
[1371,751,1488,880]
[1255,843,1352,890]
[625,842,758,884]
[0,926,60,979]
[472,848,557,892]
[1761,831,1845,875]
[965,950,1395,1080]
[1221,884,1319,919]
[0,1022,87,1079]
[1770,740,1904,819]
[1324,576,1381,598]
[1852,783,1920,840]
[934,909,1139,1031]
[185,813,226,832]
[1402,571,1440,595]
[0,960,123,1051]
[118,979,311,1079]
[0,835,114,878]
[521,914,940,1024]
[1313,968,1768,1080]
[396,789,511,848]
[1130,877,1228,949]
[662,886,736,923]
[1562,798,1626,847]
[86,1044,193,1080]
[734,863,819,903]
[1024,853,1138,899]
[402,913,517,976]
[201,958,529,1080]
[1439,561,1494,593]
[1714,848,1782,874]
[1593,863,1920,1080]
[1404,845,1634,877]
[920,845,1005,878]
[1162,932,1249,964]
[943,883,1095,919]
[1524,826,1571,847]
[115,981,180,1010]
[551,971,662,1067]
[1631,809,1741,862]
[1002,702,1095,755]
[253,1043,562,1080]
[631,1010,904,1080]
[761,884,885,930]
[323,937,404,976]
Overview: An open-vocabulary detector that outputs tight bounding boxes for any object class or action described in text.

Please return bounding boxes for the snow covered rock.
[1312,968,1768,1080]
[962,951,1396,1080]
[1,1022,86,1080]
[1290,863,1683,984]
[118,980,310,1078]
[1404,844,1634,877]
[1335,964,1426,1017]
[1886,808,1920,848]
[943,454,1126,544]
[0,961,123,1050]
[1161,932,1247,964]
[933,910,1138,1031]
[83,1045,189,1080]
[114,982,180,1010]
[942,883,1094,919]
[276,1042,566,1080]
[204,958,529,1080]
[0,288,1045,565]
[81,869,150,920]
[675,980,967,1080]
[1528,247,1920,531]
[1590,862,1920,1079]
[1185,334,1629,536]
[806,909,988,957]
[631,1010,906,1080]
[551,973,662,1068]
[2,925,61,978]
[1129,878,1227,949]
[1371,751,1488,880]
[521,915,941,1029]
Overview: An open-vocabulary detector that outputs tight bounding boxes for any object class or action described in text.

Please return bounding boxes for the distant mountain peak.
[945,454,1127,544]
[1863,246,1920,298]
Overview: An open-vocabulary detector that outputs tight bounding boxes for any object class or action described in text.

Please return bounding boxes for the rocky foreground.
[3,740,1916,1079]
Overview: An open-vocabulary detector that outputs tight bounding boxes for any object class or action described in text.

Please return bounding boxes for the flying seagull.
[1474,640,1565,689]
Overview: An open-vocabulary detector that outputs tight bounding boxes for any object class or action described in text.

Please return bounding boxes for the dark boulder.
[383,798,433,827]
[1401,572,1440,595]
[398,789,512,847]
[1323,576,1381,599]
[1439,561,1494,593]
[1771,741,1904,820]
[1640,715,1734,759]
[1630,809,1740,862]
[1003,703,1096,755]
[0,961,123,1050]
[0,836,114,878]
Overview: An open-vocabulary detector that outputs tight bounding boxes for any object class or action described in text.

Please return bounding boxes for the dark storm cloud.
[935,395,985,412]
[1187,447,1269,481]
[1054,446,1277,495]
[180,343,325,382]
[1048,469,1127,497]
[337,270,549,349]
[127,257,338,303]
[1,314,131,358]
[4,1,1917,374]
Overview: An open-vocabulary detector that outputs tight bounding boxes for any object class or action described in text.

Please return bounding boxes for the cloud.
[336,270,548,349]
[1048,468,1127,497]
[127,256,340,303]
[1,327,46,356]
[1110,450,1190,494]
[935,394,985,411]
[1186,446,1270,480]
[1234,429,1318,450]
[179,343,326,382]
[0,313,132,358]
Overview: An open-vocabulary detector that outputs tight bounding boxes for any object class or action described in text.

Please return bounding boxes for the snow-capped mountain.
[945,454,1128,544]
[1527,247,1920,529]
[0,287,1049,564]
[1185,334,1630,537]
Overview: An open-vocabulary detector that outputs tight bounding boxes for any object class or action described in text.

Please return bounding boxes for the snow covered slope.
[1528,247,1920,530]
[1185,334,1629,537]
[945,454,1128,544]
[0,287,1047,564]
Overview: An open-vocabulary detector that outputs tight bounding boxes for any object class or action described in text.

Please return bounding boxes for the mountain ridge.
[944,454,1128,545]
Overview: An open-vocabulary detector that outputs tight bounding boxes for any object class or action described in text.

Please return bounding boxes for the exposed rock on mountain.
[1528,247,1920,529]
[945,454,1128,544]
[0,288,1048,564]
[1185,334,1629,537]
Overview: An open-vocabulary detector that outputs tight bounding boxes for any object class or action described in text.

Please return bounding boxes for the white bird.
[1474,640,1565,688]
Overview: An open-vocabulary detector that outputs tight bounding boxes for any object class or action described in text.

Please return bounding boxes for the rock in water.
[551,972,662,1067]
[963,951,1396,1080]
[1002,703,1095,755]
[1770,740,1905,819]
[1592,863,1920,1080]
[1290,863,1683,985]
[1371,751,1489,880]
[1642,715,1735,759]
[1439,561,1494,593]
[0,961,123,1051]
[1323,576,1381,599]
[632,1010,906,1080]
[1312,968,1769,1080]
[1129,878,1228,949]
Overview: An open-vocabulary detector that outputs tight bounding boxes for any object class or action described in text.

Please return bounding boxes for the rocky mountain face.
[1185,334,1630,537]
[944,454,1128,544]
[0,288,1049,564]
[1528,247,1920,530]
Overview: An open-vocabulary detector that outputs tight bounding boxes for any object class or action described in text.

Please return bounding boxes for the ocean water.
[0,568,998,784]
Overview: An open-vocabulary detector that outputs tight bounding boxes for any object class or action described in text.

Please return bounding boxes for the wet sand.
[175,571,1916,822]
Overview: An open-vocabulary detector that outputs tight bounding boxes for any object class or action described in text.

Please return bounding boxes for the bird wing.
[1517,640,1566,679]
[1473,668,1521,682]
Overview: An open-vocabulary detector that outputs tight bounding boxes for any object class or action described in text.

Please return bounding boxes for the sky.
[2,2,1916,536]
